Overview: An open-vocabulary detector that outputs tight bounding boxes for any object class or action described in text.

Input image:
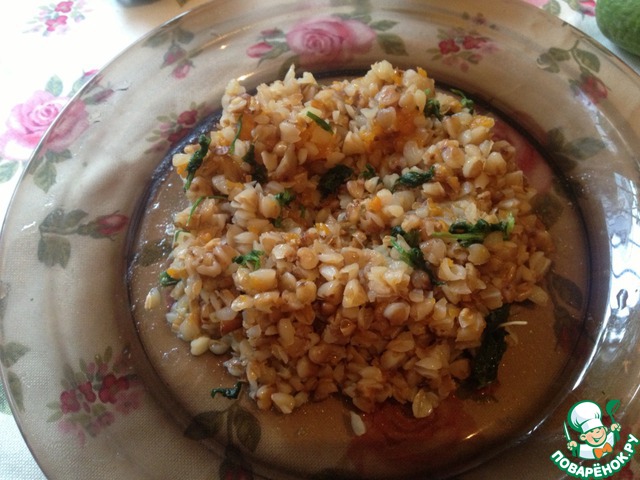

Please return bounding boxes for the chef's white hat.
[568,401,604,434]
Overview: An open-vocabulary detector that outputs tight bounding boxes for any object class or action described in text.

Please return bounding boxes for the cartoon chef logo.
[551,399,639,479]
[565,400,621,460]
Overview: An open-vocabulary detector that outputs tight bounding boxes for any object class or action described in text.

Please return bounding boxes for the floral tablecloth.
[0,0,637,478]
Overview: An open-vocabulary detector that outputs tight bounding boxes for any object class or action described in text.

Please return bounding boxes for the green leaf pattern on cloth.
[37,208,129,268]
[538,40,608,104]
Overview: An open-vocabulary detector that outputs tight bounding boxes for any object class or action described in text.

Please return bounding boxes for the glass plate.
[1,0,640,478]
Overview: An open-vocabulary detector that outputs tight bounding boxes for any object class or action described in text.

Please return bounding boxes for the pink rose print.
[9,71,113,190]
[95,213,129,237]
[285,17,377,65]
[59,389,81,414]
[55,1,74,13]
[538,40,608,105]
[145,26,196,79]
[576,72,608,104]
[46,15,68,32]
[246,13,407,68]
[177,109,198,126]
[0,90,88,161]
[578,0,596,16]
[26,0,89,36]
[163,43,187,67]
[0,70,105,185]
[247,41,274,59]
[48,99,90,151]
[429,14,499,72]
[462,35,487,50]
[145,102,210,153]
[47,347,144,445]
[172,62,193,79]
[38,208,130,268]
[438,38,460,55]
[78,381,97,403]
[98,374,130,404]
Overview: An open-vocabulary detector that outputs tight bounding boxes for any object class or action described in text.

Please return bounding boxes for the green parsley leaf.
[229,115,243,155]
[274,189,296,207]
[390,236,442,286]
[159,270,179,287]
[232,250,264,270]
[390,226,420,249]
[361,164,376,179]
[271,189,296,228]
[184,134,211,191]
[318,164,353,197]
[186,195,227,226]
[450,88,475,113]
[390,238,426,271]
[425,98,443,120]
[469,304,511,388]
[306,111,333,133]
[172,229,185,245]
[432,213,515,247]
[211,381,242,399]
[424,90,443,120]
[242,144,268,184]
[187,196,206,226]
[393,166,436,191]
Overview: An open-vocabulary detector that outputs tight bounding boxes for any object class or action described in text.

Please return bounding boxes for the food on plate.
[149,61,554,418]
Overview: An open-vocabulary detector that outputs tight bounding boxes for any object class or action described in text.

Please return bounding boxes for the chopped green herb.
[361,164,376,180]
[186,195,227,226]
[159,270,179,287]
[390,237,441,285]
[187,196,207,226]
[172,229,185,245]
[229,115,243,155]
[184,134,211,191]
[390,238,426,271]
[271,189,296,228]
[306,111,333,133]
[318,164,353,197]
[232,249,264,270]
[425,98,443,120]
[390,226,420,249]
[469,304,511,388]
[393,166,436,191]
[274,189,296,207]
[450,88,475,113]
[211,381,242,399]
[424,90,443,120]
[432,213,515,247]
[242,144,268,184]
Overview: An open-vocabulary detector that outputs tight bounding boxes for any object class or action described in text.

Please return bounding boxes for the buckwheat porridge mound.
[145,61,554,418]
